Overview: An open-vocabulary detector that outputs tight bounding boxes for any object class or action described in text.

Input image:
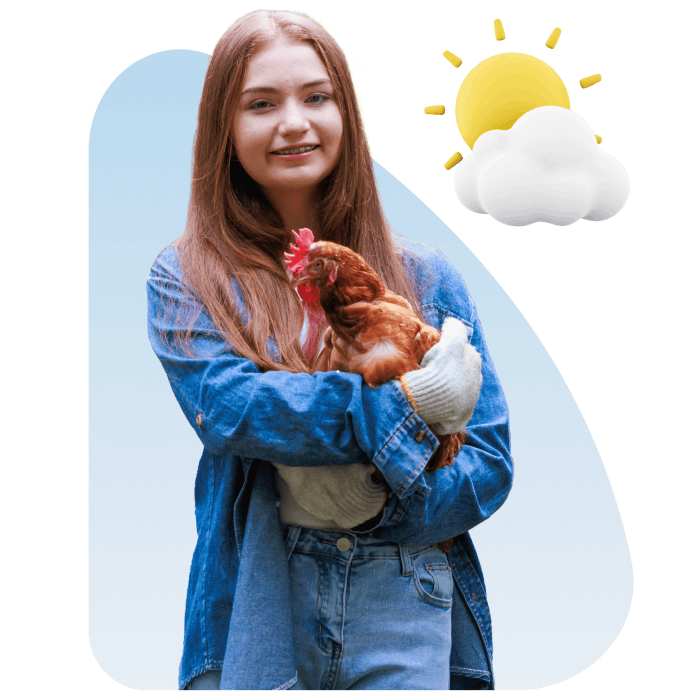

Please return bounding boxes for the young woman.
[147,10,512,691]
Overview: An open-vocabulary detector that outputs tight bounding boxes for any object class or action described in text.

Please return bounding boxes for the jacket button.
[196,413,203,427]
[336,537,351,552]
[415,430,426,443]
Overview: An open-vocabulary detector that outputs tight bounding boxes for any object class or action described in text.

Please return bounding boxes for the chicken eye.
[311,260,323,270]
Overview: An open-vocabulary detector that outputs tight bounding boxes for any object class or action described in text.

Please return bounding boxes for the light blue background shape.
[89,50,632,690]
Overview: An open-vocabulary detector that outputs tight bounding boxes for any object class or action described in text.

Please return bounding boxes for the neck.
[263,186,320,234]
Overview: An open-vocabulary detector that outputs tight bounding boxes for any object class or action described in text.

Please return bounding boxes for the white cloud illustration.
[453,106,630,226]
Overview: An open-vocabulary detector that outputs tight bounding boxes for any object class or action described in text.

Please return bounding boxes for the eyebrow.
[240,79,333,97]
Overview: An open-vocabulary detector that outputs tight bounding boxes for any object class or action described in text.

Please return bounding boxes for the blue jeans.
[186,526,453,690]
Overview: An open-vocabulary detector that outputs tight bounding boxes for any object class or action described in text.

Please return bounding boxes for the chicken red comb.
[284,227,315,276]
[284,228,319,302]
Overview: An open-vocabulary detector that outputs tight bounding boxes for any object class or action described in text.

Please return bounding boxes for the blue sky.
[89,49,631,690]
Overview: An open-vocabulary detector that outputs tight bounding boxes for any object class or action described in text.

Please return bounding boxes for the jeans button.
[336,537,351,552]
[415,430,426,443]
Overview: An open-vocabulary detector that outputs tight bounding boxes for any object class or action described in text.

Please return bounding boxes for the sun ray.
[493,17,506,41]
[424,105,446,115]
[544,27,561,49]
[445,151,462,170]
[578,73,603,90]
[442,51,464,68]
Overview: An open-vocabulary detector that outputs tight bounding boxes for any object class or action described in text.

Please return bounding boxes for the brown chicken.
[285,229,465,554]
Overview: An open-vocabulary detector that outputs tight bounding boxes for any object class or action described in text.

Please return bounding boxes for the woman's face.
[232,38,343,202]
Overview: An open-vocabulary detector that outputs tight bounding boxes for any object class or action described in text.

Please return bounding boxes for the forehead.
[243,38,331,88]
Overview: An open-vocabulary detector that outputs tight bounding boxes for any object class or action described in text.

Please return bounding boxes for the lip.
[276,152,315,161]
[271,143,319,160]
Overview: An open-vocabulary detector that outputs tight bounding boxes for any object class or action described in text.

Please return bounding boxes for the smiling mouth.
[271,145,319,155]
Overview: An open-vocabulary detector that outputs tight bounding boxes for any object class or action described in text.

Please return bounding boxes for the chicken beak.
[291,275,309,290]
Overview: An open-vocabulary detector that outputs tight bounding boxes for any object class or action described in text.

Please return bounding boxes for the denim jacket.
[146,235,513,690]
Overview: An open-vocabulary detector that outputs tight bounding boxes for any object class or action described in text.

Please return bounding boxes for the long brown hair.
[174,9,424,372]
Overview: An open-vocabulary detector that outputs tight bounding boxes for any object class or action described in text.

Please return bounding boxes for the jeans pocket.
[412,550,453,608]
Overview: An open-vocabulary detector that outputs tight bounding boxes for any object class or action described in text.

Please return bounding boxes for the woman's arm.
[373,245,513,539]
[147,246,438,488]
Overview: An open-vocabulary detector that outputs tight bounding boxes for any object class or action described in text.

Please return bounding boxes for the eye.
[306,94,331,106]
[249,99,273,110]
[311,259,323,270]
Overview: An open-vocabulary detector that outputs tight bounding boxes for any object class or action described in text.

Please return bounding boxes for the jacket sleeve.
[373,247,513,541]
[146,245,442,492]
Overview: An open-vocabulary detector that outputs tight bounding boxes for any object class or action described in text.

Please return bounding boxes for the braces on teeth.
[274,145,317,154]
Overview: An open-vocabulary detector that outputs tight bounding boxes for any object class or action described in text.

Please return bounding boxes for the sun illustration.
[426,19,603,170]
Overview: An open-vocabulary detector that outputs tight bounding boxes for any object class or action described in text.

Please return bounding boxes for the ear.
[329,266,338,284]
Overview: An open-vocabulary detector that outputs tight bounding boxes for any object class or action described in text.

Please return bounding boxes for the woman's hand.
[322,318,482,435]
[401,317,483,434]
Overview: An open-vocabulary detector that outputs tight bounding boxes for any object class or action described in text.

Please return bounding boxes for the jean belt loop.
[399,544,414,577]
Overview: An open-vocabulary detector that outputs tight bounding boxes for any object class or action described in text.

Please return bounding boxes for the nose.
[278,100,310,137]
